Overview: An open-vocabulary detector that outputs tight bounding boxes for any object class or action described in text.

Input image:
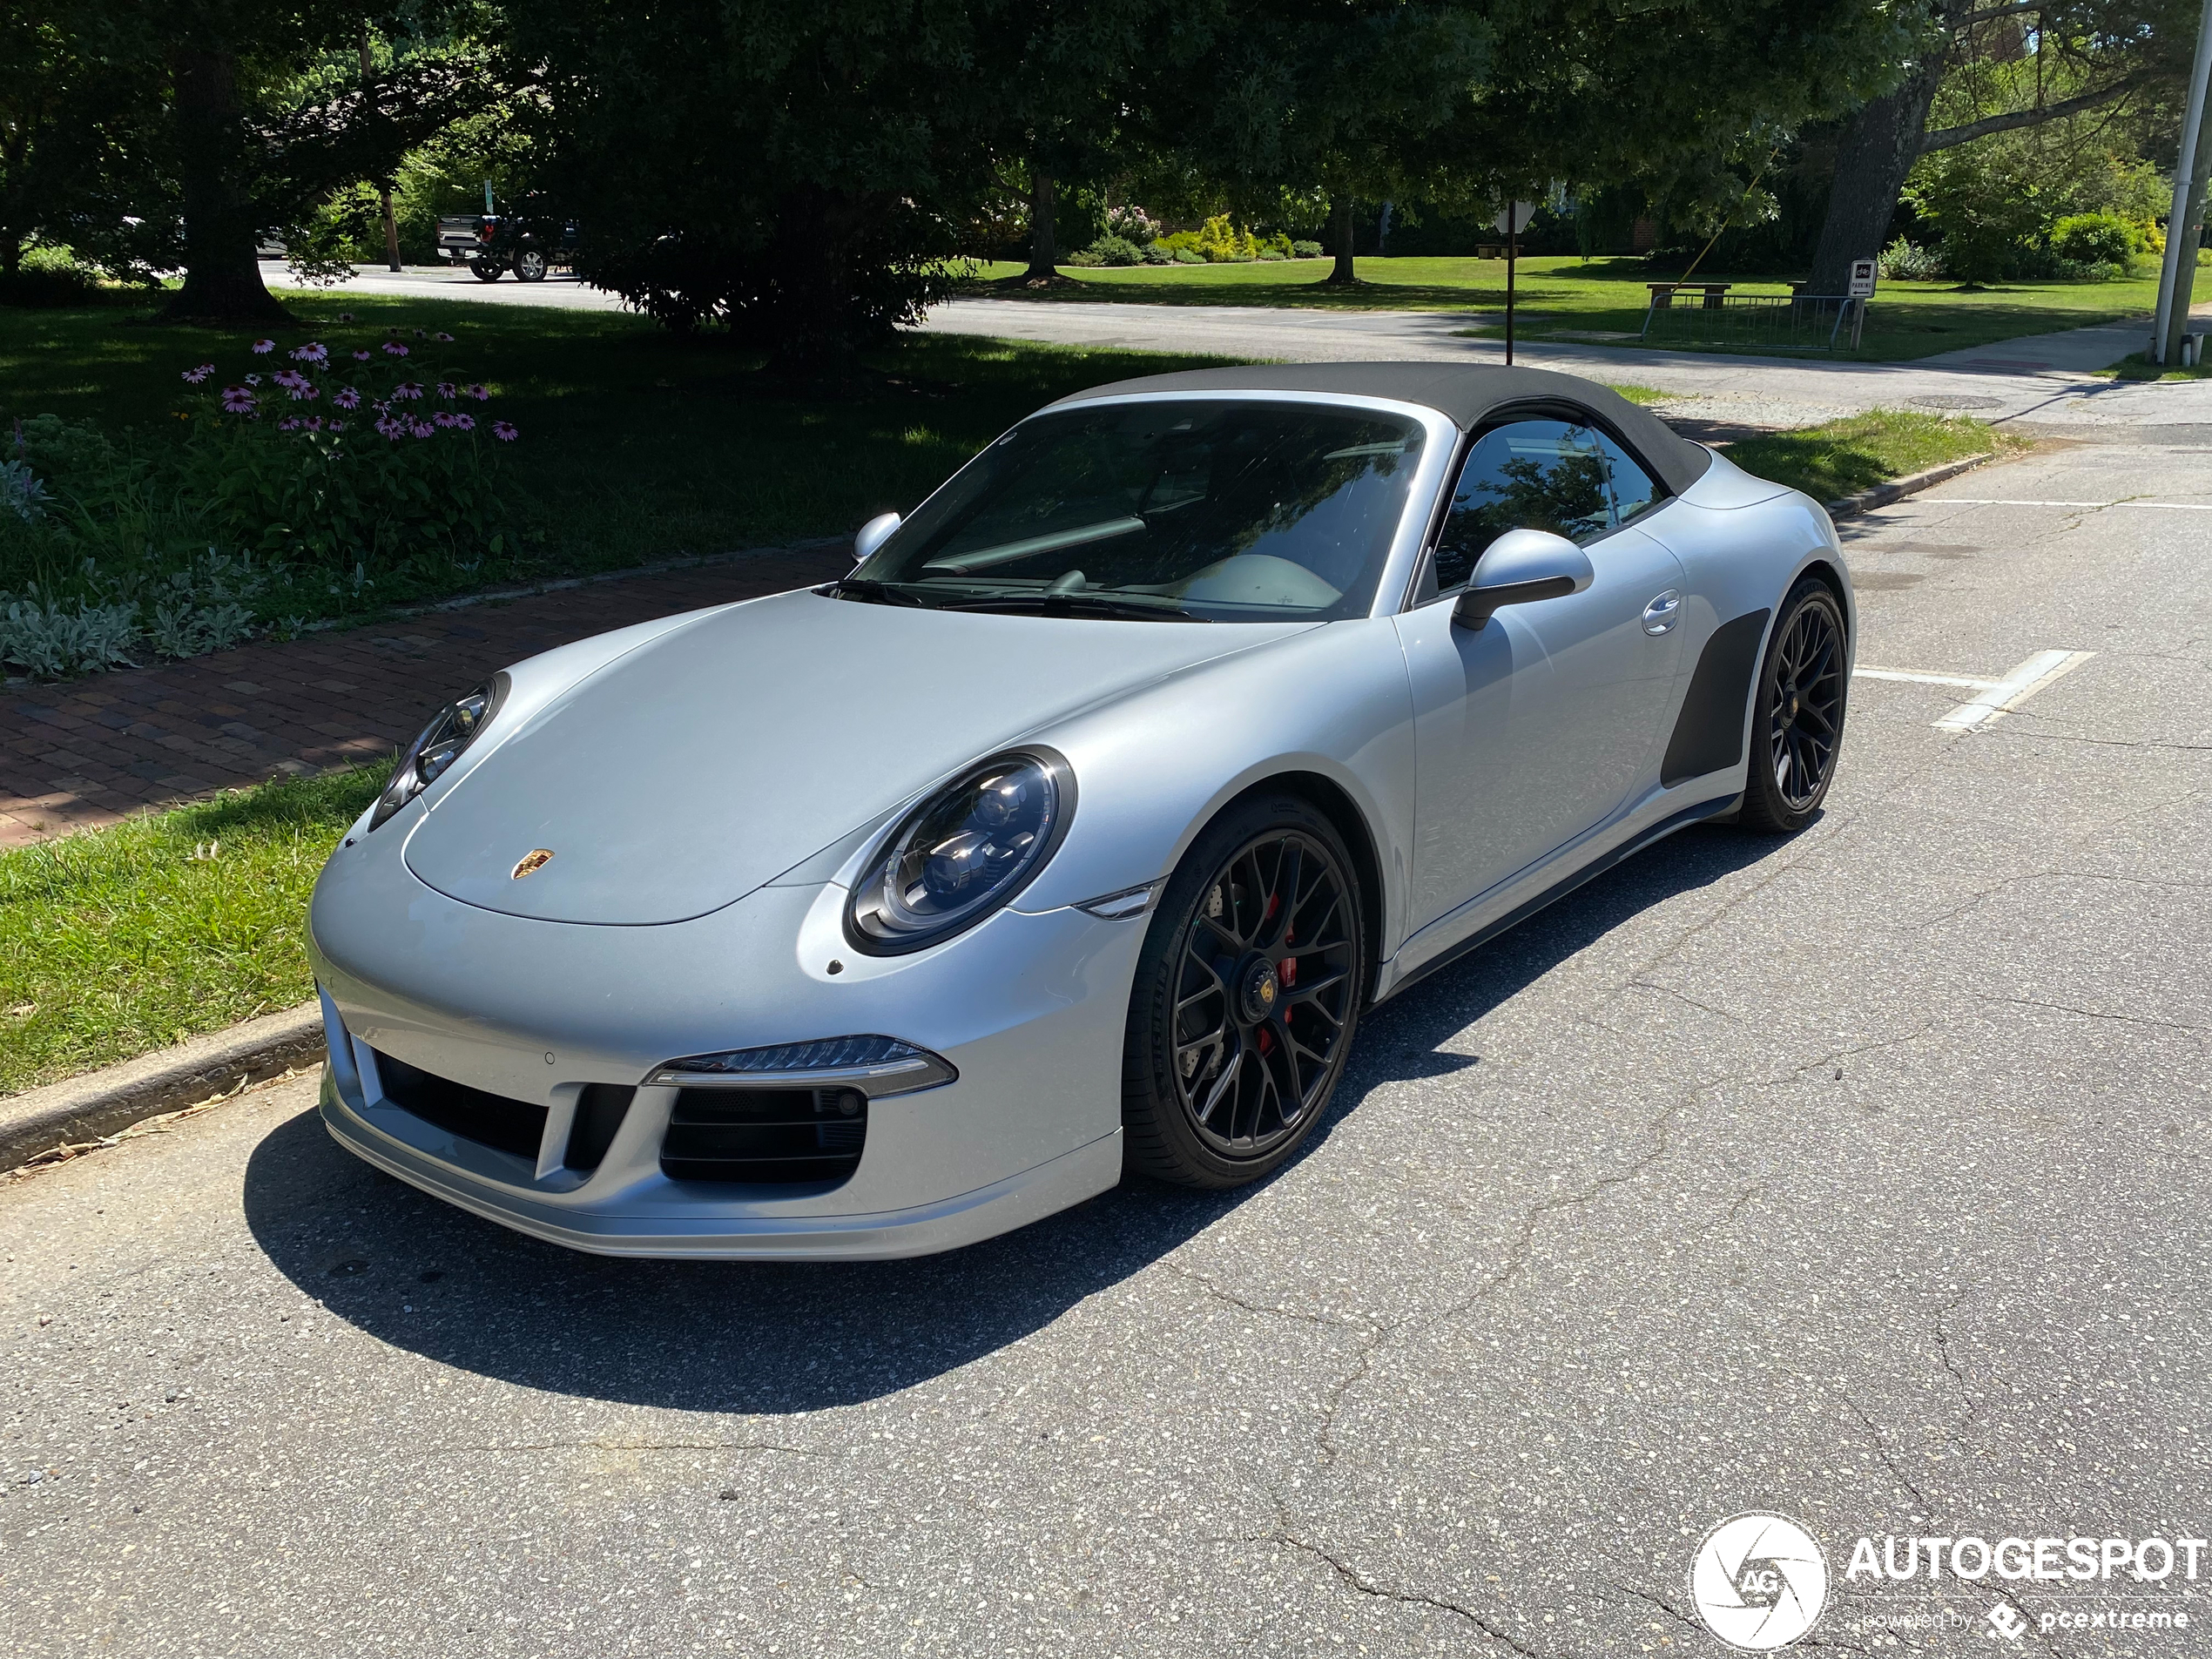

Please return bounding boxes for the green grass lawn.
[0,765,383,1096]
[962,255,2159,362]
[0,294,1242,625]
[1727,410,2019,503]
[2100,348,2212,381]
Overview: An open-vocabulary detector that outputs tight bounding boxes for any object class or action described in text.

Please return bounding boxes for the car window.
[1599,432,1659,525]
[853,400,1426,622]
[1431,419,1612,592]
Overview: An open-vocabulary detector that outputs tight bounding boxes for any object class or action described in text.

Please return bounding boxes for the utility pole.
[361,35,401,272]
[2154,0,2212,362]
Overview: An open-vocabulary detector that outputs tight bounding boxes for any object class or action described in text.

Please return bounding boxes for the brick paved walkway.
[0,545,851,850]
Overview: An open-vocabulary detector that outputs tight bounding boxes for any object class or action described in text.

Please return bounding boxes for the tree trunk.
[1806,1,1975,294]
[1805,57,1948,293]
[1024,165,1057,282]
[163,44,288,323]
[1326,194,1357,285]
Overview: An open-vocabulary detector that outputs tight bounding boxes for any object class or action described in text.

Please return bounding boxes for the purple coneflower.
[492,421,518,442]
[181,363,215,384]
[454,413,475,431]
[252,338,275,354]
[334,388,361,410]
[290,342,327,364]
[383,341,409,357]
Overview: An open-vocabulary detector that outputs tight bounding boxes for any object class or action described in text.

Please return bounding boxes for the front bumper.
[308,821,1145,1259]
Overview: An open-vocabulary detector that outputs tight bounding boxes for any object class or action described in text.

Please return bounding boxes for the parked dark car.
[435,200,578,282]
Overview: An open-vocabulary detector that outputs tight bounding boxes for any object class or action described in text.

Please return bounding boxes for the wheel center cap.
[1787,692,1800,719]
[1239,958,1280,1023]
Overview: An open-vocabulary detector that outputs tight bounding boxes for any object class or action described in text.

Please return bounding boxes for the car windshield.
[848,399,1426,621]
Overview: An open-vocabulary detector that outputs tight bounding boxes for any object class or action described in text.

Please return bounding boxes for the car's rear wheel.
[470,255,505,282]
[1122,794,1366,1188]
[513,247,548,282]
[1740,577,1847,833]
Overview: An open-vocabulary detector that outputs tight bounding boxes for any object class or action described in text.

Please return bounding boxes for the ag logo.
[1689,1513,1829,1651]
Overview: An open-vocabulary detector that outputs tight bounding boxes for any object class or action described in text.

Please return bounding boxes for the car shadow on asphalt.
[240,823,1779,1413]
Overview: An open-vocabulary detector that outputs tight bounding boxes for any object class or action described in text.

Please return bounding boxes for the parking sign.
[1848,258,1877,298]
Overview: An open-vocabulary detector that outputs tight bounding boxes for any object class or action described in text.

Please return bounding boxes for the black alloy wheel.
[1742,577,1848,833]
[1123,795,1365,1187]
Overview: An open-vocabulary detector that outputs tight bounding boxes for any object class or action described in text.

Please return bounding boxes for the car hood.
[402,588,1309,924]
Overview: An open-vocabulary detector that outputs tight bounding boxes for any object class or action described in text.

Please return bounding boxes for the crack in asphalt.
[1277,1534,1543,1657]
[2005,995,2209,1041]
[1932,1285,1981,1442]
[1844,1393,1937,1514]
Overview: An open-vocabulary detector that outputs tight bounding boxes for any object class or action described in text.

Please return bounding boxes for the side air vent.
[660,1087,867,1187]
[371,1049,548,1162]
[564,1083,636,1172]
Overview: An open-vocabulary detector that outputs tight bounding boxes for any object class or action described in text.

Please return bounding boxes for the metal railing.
[1640,292,1866,354]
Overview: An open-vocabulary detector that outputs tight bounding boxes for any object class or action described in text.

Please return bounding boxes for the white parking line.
[1850,651,2097,732]
[1932,650,2095,732]
[1853,666,1999,690]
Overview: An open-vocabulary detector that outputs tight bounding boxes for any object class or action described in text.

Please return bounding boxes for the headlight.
[368,674,507,831]
[845,749,1073,954]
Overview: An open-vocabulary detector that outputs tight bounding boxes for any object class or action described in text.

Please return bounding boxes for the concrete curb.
[1825,451,1993,521]
[1,1002,321,1170]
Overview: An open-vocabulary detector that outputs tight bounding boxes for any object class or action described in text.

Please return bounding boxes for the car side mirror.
[853,511,901,563]
[1452,528,1595,631]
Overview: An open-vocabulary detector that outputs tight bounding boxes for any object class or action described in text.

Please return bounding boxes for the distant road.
[267,260,2212,432]
[261,259,628,312]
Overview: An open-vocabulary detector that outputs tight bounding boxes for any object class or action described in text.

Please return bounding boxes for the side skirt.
[1377,793,1740,1003]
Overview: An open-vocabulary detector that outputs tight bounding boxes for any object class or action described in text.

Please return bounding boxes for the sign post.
[1846,257,1877,350]
[1493,201,1536,366]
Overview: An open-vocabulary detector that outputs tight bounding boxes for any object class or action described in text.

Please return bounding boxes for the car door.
[1393,415,1688,936]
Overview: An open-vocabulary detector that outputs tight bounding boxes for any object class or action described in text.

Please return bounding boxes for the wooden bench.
[1647,282,1732,310]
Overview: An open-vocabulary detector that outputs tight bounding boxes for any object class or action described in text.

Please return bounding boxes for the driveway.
[4,434,2208,1656]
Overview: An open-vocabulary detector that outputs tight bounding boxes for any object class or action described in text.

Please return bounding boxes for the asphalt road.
[5,435,2210,1658]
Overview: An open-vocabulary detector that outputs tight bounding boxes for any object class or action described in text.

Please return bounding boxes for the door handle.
[1642,590,1681,635]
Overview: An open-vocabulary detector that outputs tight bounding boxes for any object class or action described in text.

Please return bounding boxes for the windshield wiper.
[827,576,932,608]
[934,592,1208,623]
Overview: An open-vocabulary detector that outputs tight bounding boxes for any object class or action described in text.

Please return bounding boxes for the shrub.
[1082,234,1146,267]
[1103,205,1160,244]
[1062,249,1104,267]
[1143,242,1174,265]
[2051,212,2135,269]
[1291,239,1324,260]
[1170,246,1206,265]
[0,246,104,308]
[1878,237,1945,281]
[1193,214,1257,262]
[0,596,140,678]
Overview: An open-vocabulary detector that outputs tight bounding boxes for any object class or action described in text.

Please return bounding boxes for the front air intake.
[659,1087,867,1187]
[371,1049,548,1162]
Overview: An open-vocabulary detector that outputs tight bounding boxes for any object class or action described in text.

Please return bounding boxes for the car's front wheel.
[513,247,549,281]
[1740,576,1848,833]
[1122,794,1366,1188]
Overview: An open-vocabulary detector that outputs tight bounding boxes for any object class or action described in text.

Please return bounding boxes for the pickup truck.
[435,204,578,282]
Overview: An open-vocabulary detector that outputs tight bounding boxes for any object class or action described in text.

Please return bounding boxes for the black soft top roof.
[1052,361,1711,496]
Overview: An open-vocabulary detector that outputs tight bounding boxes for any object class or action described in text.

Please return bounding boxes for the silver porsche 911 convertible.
[309,362,1852,1259]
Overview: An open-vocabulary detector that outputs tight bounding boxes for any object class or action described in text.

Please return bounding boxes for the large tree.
[0,0,171,280]
[1158,0,1494,284]
[1808,0,2195,293]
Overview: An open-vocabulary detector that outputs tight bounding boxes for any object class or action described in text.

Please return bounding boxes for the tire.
[470,257,505,282]
[1122,793,1366,1188]
[1739,577,1848,833]
[513,247,548,282]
